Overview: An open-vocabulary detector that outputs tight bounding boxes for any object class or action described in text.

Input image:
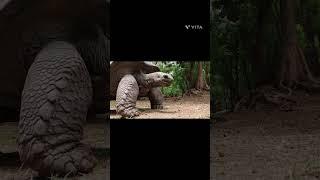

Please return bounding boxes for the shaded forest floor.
[0,120,110,180]
[211,92,320,180]
[110,91,210,119]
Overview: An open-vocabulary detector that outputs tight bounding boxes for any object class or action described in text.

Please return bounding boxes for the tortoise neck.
[134,72,156,88]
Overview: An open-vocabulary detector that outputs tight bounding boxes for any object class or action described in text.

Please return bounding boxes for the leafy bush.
[158,62,187,97]
[211,0,281,111]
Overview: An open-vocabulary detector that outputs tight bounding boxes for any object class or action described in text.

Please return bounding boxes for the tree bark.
[279,0,319,90]
[252,0,272,87]
[195,62,204,90]
[205,61,210,86]
[187,62,194,89]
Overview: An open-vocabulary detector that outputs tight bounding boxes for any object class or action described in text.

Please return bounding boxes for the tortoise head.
[145,72,174,87]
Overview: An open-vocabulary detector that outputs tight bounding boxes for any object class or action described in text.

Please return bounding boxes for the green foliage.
[158,63,187,97]
[211,0,261,111]
[296,24,307,49]
[299,0,320,33]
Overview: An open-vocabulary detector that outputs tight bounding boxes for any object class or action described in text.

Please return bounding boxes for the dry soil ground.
[211,92,320,180]
[0,119,110,180]
[110,91,210,119]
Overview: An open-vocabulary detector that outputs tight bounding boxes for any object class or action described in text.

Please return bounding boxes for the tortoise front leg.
[149,87,164,109]
[18,41,96,176]
[116,74,140,118]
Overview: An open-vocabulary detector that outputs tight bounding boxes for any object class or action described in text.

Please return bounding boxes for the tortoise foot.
[151,104,163,109]
[119,107,140,118]
[40,144,97,176]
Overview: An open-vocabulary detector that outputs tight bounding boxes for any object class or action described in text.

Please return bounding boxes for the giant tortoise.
[110,61,174,118]
[0,0,109,176]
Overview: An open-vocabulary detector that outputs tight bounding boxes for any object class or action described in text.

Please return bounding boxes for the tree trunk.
[279,0,319,90]
[195,62,204,90]
[252,0,271,87]
[187,62,194,89]
[205,61,210,86]
[202,61,210,90]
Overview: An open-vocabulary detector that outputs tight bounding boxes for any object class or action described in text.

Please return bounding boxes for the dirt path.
[110,91,210,119]
[0,120,110,180]
[211,93,320,180]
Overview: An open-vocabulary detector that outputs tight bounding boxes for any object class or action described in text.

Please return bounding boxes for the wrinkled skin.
[18,41,97,176]
[0,0,109,177]
[115,71,173,118]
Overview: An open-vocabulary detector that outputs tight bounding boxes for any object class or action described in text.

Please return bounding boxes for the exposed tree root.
[183,88,209,96]
[234,79,320,112]
[295,81,320,92]
[279,80,293,96]
[279,44,320,93]
[298,47,320,84]
[234,86,298,112]
[212,109,231,123]
[234,43,320,112]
